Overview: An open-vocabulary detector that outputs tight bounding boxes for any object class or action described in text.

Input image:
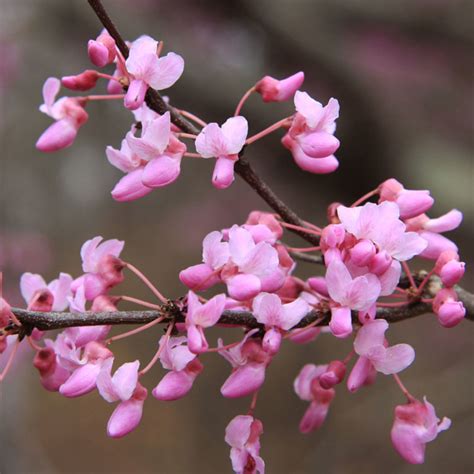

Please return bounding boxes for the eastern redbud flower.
[378,179,434,219]
[61,70,99,91]
[33,346,70,391]
[20,272,72,312]
[325,260,381,338]
[195,116,248,189]
[225,415,265,474]
[153,336,203,400]
[252,293,309,354]
[319,360,346,389]
[220,329,270,398]
[391,397,451,464]
[255,71,304,102]
[244,211,283,242]
[294,364,335,433]
[432,288,465,328]
[434,250,465,287]
[124,35,184,110]
[185,290,226,354]
[347,320,415,393]
[282,91,340,174]
[88,30,116,67]
[37,77,88,152]
[404,209,462,260]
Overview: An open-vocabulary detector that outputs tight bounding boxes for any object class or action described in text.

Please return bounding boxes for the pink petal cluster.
[348,320,415,392]
[255,71,304,102]
[36,78,88,152]
[195,116,248,189]
[225,415,265,474]
[107,111,186,201]
[294,364,335,433]
[88,30,116,67]
[124,35,184,110]
[282,91,340,174]
[391,397,451,464]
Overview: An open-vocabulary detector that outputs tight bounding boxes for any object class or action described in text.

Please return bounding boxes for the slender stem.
[288,251,323,265]
[139,322,174,375]
[124,262,167,303]
[183,152,202,158]
[392,374,415,402]
[245,117,291,145]
[175,109,207,127]
[85,94,125,101]
[351,189,378,207]
[285,245,321,252]
[280,222,322,236]
[235,86,256,116]
[107,316,165,344]
[402,262,417,289]
[178,133,197,139]
[118,295,162,310]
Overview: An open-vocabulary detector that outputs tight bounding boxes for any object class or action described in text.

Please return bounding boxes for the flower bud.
[439,260,465,287]
[319,360,346,389]
[62,70,99,91]
[350,239,376,267]
[262,328,282,355]
[368,250,392,275]
[299,131,340,158]
[255,71,304,102]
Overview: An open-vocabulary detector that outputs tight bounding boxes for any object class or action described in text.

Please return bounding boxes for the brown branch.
[9,282,474,335]
[86,0,319,246]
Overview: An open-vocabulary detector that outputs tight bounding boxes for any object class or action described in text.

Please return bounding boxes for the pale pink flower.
[36,77,88,152]
[391,397,451,464]
[294,364,335,433]
[185,290,226,353]
[88,30,116,67]
[225,415,265,474]
[124,35,184,110]
[378,179,434,219]
[255,71,304,102]
[20,272,72,312]
[432,288,466,328]
[195,116,248,189]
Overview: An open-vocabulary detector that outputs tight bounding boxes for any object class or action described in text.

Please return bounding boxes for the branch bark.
[86,0,320,246]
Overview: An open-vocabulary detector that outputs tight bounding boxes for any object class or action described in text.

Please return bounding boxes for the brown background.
[0,0,472,473]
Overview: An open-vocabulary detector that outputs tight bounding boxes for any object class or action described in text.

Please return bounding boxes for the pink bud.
[152,370,195,401]
[262,328,282,355]
[36,119,79,152]
[439,260,465,287]
[124,79,148,110]
[179,263,220,291]
[227,273,261,301]
[350,240,376,267]
[62,70,99,91]
[33,348,70,391]
[307,276,329,297]
[329,306,352,338]
[321,224,345,249]
[434,250,459,273]
[396,190,434,220]
[221,363,266,398]
[111,169,154,202]
[347,356,376,393]
[378,178,403,201]
[299,132,340,158]
[437,300,465,328]
[187,324,208,354]
[212,156,236,189]
[368,250,392,275]
[59,363,102,398]
[319,360,346,389]
[323,248,342,266]
[88,33,116,67]
[255,71,304,102]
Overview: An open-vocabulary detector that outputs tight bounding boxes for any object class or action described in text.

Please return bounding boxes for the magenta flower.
[152,335,203,400]
[88,30,116,67]
[325,260,381,338]
[195,116,248,189]
[124,35,184,110]
[432,288,466,328]
[255,71,304,102]
[293,364,335,433]
[185,290,226,354]
[347,320,415,392]
[391,397,451,464]
[225,415,265,474]
[33,346,71,391]
[20,272,72,312]
[36,77,88,152]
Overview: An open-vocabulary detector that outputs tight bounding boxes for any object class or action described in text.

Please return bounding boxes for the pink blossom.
[124,35,184,110]
[379,179,434,219]
[255,71,304,102]
[195,116,248,189]
[185,291,226,353]
[391,397,451,464]
[294,364,335,433]
[152,336,203,400]
[20,272,72,312]
[33,347,70,391]
[225,415,265,474]
[36,77,88,152]
[61,70,99,91]
[88,30,116,67]
[432,288,465,328]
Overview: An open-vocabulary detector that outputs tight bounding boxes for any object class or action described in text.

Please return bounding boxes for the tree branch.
[86,0,320,246]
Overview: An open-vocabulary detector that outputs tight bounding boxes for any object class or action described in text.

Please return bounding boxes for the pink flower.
[36,77,88,152]
[20,272,72,312]
[96,358,147,438]
[195,116,248,189]
[325,260,381,337]
[124,35,184,110]
[391,397,451,464]
[347,320,415,392]
[152,336,203,400]
[282,91,340,174]
[185,291,226,353]
[88,30,116,67]
[434,250,465,287]
[225,415,265,474]
[61,70,99,91]
[432,288,465,328]
[252,293,309,354]
[379,179,434,219]
[33,347,70,391]
[294,364,335,433]
[219,329,270,398]
[255,71,304,102]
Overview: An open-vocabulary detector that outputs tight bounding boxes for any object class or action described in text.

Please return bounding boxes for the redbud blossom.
[255,71,304,102]
[61,70,99,91]
[391,397,451,464]
[195,116,248,189]
[88,30,116,67]
[33,346,70,391]
[124,35,184,110]
[432,288,466,328]
[225,415,265,474]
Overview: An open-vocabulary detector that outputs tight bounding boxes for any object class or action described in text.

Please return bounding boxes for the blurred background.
[0,0,472,472]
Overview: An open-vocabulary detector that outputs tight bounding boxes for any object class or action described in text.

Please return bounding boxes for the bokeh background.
[0,0,472,473]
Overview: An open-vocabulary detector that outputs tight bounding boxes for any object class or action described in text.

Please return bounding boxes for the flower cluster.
[0,20,467,474]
